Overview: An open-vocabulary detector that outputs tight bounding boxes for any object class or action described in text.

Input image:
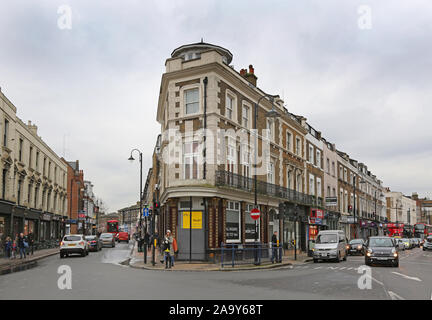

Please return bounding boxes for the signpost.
[250,208,260,220]
[251,208,260,265]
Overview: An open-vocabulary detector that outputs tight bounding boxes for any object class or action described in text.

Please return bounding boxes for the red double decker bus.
[414,223,432,240]
[107,220,119,236]
[385,223,404,237]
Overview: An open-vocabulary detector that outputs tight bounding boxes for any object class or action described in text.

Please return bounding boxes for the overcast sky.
[1,0,431,212]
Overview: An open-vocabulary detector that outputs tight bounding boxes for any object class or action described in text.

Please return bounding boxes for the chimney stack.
[240,64,258,87]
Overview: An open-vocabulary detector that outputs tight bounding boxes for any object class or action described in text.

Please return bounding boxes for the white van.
[313,230,348,263]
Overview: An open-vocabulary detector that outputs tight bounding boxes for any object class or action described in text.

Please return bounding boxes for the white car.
[60,234,89,258]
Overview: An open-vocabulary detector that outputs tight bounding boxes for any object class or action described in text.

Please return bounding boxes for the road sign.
[250,208,260,221]
[143,208,149,217]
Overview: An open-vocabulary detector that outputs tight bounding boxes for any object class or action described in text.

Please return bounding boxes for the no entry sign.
[250,208,260,220]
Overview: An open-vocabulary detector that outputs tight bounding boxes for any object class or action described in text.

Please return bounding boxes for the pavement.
[0,248,59,275]
[129,242,313,271]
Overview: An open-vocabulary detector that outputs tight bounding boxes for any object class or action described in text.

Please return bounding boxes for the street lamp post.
[353,176,366,239]
[254,93,280,265]
[129,148,146,264]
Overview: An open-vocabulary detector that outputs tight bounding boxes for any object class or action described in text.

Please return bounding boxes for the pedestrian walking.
[271,231,280,263]
[11,239,17,259]
[28,233,34,255]
[18,233,26,259]
[4,236,12,258]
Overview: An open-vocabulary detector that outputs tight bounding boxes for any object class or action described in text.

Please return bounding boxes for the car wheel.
[336,252,340,263]
[81,250,86,257]
[393,260,399,267]
[60,253,64,258]
[313,259,318,263]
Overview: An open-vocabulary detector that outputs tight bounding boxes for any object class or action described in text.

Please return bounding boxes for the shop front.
[0,201,13,242]
[40,213,52,241]
[308,208,325,256]
[324,211,340,230]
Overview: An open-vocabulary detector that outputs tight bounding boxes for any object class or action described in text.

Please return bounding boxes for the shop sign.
[309,217,323,225]
[325,197,338,206]
[182,211,203,229]
[42,214,52,221]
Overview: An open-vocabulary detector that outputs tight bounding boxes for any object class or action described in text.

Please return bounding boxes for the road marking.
[391,272,422,282]
[347,267,353,270]
[388,291,405,300]
[339,267,346,270]
[313,266,322,269]
[371,277,384,286]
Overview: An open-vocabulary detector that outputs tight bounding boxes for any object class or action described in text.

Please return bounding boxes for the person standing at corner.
[164,230,174,268]
[271,231,279,264]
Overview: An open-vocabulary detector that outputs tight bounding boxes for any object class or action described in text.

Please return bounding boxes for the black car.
[84,235,103,252]
[365,237,399,267]
[347,239,365,255]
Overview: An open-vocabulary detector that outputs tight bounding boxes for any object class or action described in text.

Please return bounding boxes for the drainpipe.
[203,77,208,180]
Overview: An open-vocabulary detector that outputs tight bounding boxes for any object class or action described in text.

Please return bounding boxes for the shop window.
[226,201,240,243]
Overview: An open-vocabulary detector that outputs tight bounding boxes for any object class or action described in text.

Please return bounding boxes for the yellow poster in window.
[183,211,203,229]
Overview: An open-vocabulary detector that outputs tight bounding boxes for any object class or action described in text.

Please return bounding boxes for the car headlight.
[357,245,362,250]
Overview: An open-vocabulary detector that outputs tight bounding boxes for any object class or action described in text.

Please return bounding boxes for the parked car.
[60,234,89,258]
[365,236,399,267]
[423,236,432,251]
[347,239,365,255]
[100,233,116,248]
[85,235,103,252]
[117,232,130,243]
[313,230,347,263]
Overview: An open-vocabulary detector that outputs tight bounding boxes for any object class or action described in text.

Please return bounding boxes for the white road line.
[347,267,353,270]
[371,277,384,286]
[391,272,422,282]
[339,267,346,270]
[388,291,405,300]
[313,266,322,269]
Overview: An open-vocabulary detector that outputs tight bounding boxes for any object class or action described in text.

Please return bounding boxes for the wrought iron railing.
[215,170,323,208]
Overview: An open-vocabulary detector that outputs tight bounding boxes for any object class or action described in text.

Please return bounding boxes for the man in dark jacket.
[28,233,34,255]
[271,231,279,263]
[18,233,26,259]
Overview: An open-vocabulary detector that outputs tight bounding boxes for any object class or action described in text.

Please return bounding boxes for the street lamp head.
[266,109,280,118]
[128,155,135,162]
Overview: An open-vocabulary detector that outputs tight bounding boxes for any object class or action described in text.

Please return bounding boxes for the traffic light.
[153,201,160,215]
[348,205,352,213]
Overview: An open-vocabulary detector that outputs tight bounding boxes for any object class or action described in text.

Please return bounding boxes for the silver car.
[100,233,116,248]
[313,230,348,263]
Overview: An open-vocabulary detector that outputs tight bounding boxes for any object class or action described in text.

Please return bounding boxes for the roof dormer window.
[184,51,201,61]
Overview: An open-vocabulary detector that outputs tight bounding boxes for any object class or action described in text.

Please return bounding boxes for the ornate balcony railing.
[215,170,323,208]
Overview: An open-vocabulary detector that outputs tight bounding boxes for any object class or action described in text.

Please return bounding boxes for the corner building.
[155,42,325,260]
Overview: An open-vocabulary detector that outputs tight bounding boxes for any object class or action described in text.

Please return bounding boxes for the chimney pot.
[249,64,254,74]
